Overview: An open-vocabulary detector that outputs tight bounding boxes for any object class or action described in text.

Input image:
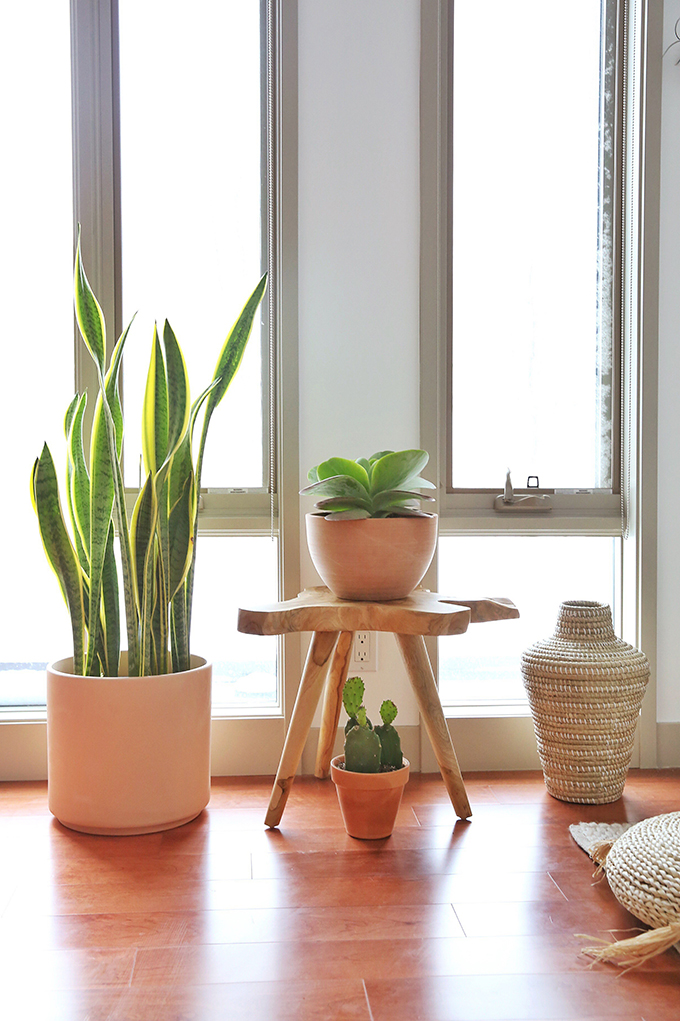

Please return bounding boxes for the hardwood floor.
[0,769,678,1020]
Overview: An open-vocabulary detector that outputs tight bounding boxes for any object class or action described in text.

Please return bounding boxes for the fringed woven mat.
[570,816,680,968]
[569,821,633,857]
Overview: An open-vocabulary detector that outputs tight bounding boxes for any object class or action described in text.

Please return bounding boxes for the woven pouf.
[521,601,649,804]
[582,812,680,967]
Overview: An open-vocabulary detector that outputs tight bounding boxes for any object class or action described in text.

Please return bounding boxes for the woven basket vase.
[521,601,649,804]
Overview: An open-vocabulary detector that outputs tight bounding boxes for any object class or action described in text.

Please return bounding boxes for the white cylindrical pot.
[47,654,212,835]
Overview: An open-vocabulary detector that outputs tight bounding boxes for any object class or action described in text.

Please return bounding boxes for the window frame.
[0,0,300,767]
[71,0,301,726]
[419,0,661,766]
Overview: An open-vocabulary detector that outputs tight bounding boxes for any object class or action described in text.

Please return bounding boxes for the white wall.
[657,0,680,722]
[297,0,422,724]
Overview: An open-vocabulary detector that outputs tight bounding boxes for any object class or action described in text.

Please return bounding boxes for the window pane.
[450,0,613,490]
[0,2,73,707]
[189,536,278,711]
[438,535,618,705]
[118,0,265,490]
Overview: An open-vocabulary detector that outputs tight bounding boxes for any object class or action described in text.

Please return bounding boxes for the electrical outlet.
[351,631,377,671]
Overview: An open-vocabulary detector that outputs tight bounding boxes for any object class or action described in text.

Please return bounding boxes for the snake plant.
[31,233,267,677]
[301,449,435,520]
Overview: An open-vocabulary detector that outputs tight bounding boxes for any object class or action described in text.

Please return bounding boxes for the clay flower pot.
[46,654,212,835]
[306,513,438,600]
[331,755,410,838]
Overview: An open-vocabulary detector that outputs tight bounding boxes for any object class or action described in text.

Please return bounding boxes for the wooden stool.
[237,587,519,828]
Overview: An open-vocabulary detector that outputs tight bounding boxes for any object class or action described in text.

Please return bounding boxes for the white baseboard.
[657,722,680,767]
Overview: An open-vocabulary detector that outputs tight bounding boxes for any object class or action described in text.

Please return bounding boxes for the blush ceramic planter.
[306,513,438,600]
[331,755,410,839]
[47,654,212,835]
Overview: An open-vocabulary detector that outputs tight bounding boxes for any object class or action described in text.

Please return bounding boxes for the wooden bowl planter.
[306,513,438,601]
[47,654,212,835]
[331,755,410,838]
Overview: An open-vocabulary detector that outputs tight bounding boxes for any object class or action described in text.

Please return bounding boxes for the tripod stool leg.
[315,630,354,778]
[265,630,339,828]
[396,633,472,820]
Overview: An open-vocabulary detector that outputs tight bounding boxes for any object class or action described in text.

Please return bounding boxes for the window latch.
[494,469,552,513]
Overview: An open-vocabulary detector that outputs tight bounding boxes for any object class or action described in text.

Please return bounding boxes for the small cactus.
[374,699,403,768]
[341,679,403,773]
[344,705,381,772]
[342,676,365,718]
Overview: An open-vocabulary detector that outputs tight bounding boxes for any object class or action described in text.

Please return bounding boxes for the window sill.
[442,700,532,719]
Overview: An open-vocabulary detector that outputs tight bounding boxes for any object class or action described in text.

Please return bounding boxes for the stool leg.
[315,630,354,778]
[265,630,339,828]
[396,633,472,820]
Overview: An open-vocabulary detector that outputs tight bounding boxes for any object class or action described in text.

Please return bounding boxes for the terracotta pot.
[306,513,438,600]
[47,654,212,835]
[330,755,410,838]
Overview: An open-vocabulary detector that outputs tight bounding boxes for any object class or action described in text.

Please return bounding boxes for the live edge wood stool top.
[237,588,519,829]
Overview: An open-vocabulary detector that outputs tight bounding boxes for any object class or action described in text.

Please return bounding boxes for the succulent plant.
[341,677,403,773]
[300,449,435,520]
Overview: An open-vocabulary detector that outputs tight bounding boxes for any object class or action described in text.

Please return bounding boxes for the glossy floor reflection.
[0,769,678,1020]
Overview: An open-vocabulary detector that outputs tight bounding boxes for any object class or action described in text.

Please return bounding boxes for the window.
[421,0,656,718]
[1,0,285,715]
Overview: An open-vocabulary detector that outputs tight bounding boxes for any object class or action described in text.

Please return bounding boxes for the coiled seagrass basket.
[521,601,649,804]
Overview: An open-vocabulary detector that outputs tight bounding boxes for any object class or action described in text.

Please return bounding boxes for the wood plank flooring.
[0,769,678,1020]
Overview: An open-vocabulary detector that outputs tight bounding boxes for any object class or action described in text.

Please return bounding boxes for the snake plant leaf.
[86,391,117,674]
[370,449,430,495]
[74,228,106,379]
[142,325,169,476]
[316,458,370,492]
[64,393,91,571]
[100,522,120,676]
[104,316,135,459]
[170,589,190,674]
[167,473,194,600]
[65,393,91,563]
[130,473,157,609]
[31,445,86,675]
[300,475,372,503]
[204,273,267,424]
[162,321,190,462]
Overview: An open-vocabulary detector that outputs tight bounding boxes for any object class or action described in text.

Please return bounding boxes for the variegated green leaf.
[74,228,106,378]
[32,445,85,675]
[86,393,116,674]
[65,393,90,568]
[130,473,156,610]
[142,325,168,476]
[167,473,194,601]
[204,273,267,422]
[100,521,120,676]
[105,316,135,459]
[170,588,190,673]
[162,321,190,462]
